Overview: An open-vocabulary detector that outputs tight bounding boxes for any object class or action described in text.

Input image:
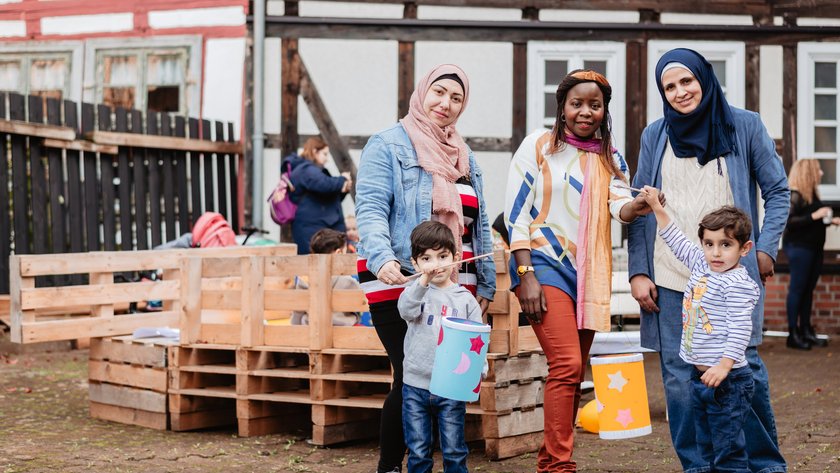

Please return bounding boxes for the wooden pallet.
[88,336,177,430]
[168,344,238,431]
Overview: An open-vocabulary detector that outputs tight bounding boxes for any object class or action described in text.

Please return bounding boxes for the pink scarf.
[400,64,471,258]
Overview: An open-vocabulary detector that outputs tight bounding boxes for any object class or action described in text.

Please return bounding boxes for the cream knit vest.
[654,141,734,292]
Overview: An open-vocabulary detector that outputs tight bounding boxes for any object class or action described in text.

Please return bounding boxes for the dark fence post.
[130,109,148,250]
[201,119,215,215]
[98,104,117,251]
[115,108,133,250]
[9,94,29,256]
[28,96,48,256]
[188,118,203,225]
[174,116,190,232]
[160,113,176,242]
[227,122,240,233]
[0,92,9,293]
[81,102,99,252]
[214,121,229,220]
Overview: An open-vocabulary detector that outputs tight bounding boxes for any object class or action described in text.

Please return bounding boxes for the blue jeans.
[784,243,823,330]
[644,287,786,473]
[402,384,468,473]
[692,366,754,473]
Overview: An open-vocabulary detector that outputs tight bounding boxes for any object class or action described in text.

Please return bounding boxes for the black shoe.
[803,325,828,347]
[787,328,812,350]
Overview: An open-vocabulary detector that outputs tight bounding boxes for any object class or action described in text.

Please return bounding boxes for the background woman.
[783,159,838,349]
[355,64,495,473]
[504,69,654,472]
[627,48,789,473]
[284,136,352,254]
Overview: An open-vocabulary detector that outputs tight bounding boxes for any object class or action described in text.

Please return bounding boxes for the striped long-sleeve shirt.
[504,129,633,298]
[659,222,759,368]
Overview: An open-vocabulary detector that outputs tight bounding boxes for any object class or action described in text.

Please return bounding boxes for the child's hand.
[642,186,663,210]
[418,266,446,287]
[700,364,730,388]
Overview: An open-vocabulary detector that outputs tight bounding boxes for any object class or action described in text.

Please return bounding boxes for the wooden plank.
[147,112,163,247]
[480,379,544,412]
[98,104,117,251]
[180,257,203,345]
[18,249,187,276]
[308,254,333,350]
[63,100,85,271]
[188,118,203,224]
[268,133,512,152]
[89,360,168,392]
[226,122,240,233]
[625,39,646,175]
[9,94,29,256]
[89,338,168,367]
[0,92,9,293]
[488,353,547,384]
[200,119,215,215]
[511,15,528,152]
[263,325,309,348]
[782,19,797,171]
[161,114,177,242]
[214,121,229,219]
[199,324,241,345]
[81,102,99,252]
[115,108,134,250]
[482,406,544,438]
[21,280,179,310]
[129,109,148,250]
[18,311,178,344]
[311,404,378,426]
[484,431,543,460]
[42,138,117,154]
[0,118,76,140]
[241,256,265,347]
[46,98,68,267]
[264,255,310,277]
[331,326,383,351]
[311,417,380,446]
[28,96,48,256]
[89,401,168,430]
[89,382,168,413]
[9,256,26,343]
[174,116,190,231]
[86,130,242,154]
[397,2,416,118]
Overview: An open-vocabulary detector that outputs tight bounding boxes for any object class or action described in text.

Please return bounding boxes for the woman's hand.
[756,251,775,284]
[340,172,353,193]
[620,191,667,222]
[833,216,840,226]
[377,260,408,286]
[517,273,546,323]
[630,274,659,313]
[812,206,832,221]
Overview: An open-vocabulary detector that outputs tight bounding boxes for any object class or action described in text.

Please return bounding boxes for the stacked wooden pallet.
[168,344,238,431]
[88,336,176,430]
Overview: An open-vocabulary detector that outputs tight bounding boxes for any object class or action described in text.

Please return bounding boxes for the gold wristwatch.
[516,265,535,276]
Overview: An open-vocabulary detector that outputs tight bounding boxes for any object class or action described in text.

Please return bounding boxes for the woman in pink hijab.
[355,64,496,473]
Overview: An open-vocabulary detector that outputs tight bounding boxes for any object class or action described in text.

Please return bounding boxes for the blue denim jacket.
[355,123,496,301]
[628,107,789,348]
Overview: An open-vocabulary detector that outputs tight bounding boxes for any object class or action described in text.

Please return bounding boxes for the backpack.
[267,160,298,225]
[191,212,237,248]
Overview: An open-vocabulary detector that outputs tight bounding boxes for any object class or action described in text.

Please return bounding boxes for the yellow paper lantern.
[577,399,600,434]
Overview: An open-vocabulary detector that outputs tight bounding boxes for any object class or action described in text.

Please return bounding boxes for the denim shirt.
[355,123,496,301]
[627,106,790,348]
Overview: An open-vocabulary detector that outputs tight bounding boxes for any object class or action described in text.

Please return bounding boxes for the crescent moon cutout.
[452,352,471,374]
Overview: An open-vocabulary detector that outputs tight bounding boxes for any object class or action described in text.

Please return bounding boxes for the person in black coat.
[284,137,352,254]
[783,159,839,349]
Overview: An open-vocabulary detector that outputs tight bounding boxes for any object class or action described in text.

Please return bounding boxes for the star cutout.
[615,408,634,428]
[469,335,485,354]
[607,370,628,392]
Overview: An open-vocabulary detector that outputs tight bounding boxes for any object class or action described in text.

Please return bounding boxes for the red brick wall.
[763,274,840,334]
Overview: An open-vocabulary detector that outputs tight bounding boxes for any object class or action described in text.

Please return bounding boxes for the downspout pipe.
[251,0,266,229]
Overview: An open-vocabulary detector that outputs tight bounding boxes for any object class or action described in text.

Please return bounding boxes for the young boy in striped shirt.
[642,186,760,473]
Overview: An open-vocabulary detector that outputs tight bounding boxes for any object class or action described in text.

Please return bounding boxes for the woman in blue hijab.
[627,48,789,473]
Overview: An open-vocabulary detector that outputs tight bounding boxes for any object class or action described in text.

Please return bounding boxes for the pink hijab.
[400,64,471,258]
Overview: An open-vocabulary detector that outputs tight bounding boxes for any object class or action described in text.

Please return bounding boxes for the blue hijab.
[655,48,737,166]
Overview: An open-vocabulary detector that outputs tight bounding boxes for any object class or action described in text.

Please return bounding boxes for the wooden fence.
[0,91,242,294]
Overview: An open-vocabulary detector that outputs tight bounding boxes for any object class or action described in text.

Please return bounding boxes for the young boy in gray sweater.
[398,221,483,473]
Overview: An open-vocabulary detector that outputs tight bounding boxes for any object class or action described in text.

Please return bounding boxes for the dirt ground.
[1,332,838,473]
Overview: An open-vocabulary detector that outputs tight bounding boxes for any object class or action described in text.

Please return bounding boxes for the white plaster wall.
[0,20,25,37]
[760,46,783,139]
[148,6,246,29]
[202,38,246,139]
[264,38,282,135]
[41,13,133,35]
[540,9,639,23]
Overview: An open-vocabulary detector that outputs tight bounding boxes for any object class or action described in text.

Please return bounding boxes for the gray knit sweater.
[398,280,483,390]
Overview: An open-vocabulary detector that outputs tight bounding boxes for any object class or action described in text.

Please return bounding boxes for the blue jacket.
[355,123,496,301]
[627,107,790,348]
[285,154,348,248]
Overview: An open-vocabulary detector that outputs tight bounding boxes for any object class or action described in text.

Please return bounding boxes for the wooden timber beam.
[398,2,417,118]
[280,2,301,158]
[298,57,357,194]
[511,7,537,154]
[86,131,242,155]
[266,133,511,153]
[262,16,840,44]
[0,119,76,141]
[782,14,798,172]
[299,0,773,16]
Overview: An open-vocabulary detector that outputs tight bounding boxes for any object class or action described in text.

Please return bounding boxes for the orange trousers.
[525,286,594,473]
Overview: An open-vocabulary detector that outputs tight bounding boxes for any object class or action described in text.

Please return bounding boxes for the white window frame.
[798,42,840,200]
[0,41,83,101]
[83,35,201,115]
[646,41,745,125]
[526,41,626,154]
